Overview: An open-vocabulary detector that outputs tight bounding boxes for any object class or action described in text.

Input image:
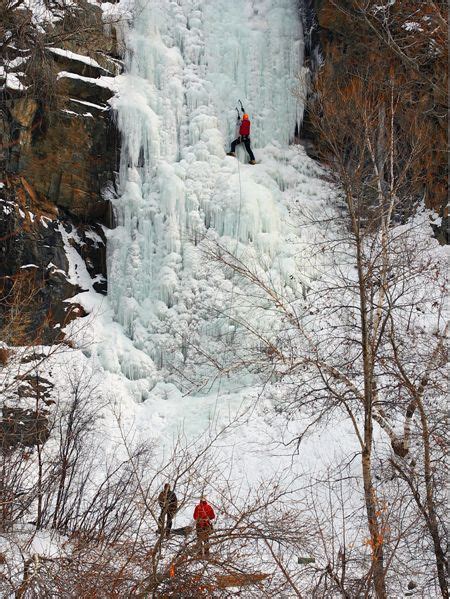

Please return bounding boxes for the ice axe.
[238,99,245,114]
[235,106,240,122]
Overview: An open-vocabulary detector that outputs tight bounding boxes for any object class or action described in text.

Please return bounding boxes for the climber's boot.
[226,152,236,157]
[249,160,256,165]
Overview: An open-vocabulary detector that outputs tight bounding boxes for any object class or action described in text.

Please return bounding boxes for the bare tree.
[0,366,318,597]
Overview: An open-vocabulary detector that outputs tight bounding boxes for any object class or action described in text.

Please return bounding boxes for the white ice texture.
[106,0,327,390]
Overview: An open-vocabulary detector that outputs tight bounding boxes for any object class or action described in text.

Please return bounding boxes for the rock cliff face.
[300,0,448,240]
[7,83,118,222]
[0,2,120,343]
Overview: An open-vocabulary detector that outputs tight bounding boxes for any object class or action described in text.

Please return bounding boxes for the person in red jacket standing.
[227,113,256,164]
[193,496,216,557]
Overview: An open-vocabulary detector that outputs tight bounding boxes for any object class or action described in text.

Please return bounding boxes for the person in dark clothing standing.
[193,496,215,557]
[227,113,256,164]
[158,483,178,537]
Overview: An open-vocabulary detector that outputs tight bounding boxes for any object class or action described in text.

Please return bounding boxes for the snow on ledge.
[62,108,94,118]
[47,47,111,73]
[57,71,118,91]
[70,98,108,111]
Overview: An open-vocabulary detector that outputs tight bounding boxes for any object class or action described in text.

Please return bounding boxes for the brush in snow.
[171,525,193,536]
[216,572,270,589]
[155,525,193,537]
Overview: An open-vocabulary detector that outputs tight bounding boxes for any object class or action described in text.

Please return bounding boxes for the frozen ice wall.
[106,0,314,389]
[206,0,303,147]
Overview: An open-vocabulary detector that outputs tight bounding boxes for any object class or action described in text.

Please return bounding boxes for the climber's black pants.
[230,136,255,161]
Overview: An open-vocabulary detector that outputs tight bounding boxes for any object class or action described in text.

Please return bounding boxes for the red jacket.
[194,501,215,528]
[239,118,251,136]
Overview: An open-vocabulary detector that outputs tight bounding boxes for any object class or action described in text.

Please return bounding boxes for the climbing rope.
[225,150,244,349]
[235,151,243,254]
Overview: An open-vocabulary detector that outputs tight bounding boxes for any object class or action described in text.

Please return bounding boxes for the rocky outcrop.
[1,405,51,449]
[0,176,107,343]
[0,2,120,342]
[3,68,119,223]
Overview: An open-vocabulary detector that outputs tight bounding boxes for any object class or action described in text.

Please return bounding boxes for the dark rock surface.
[47,48,113,79]
[1,406,51,449]
[1,367,54,450]
[0,177,108,343]
[3,83,118,223]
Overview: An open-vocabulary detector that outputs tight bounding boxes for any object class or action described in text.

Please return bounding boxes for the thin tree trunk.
[417,399,448,598]
[354,221,387,599]
[0,457,8,532]
[36,442,43,528]
[362,448,387,599]
[390,331,448,596]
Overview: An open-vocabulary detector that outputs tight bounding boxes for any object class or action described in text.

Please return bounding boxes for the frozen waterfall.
[107,0,313,389]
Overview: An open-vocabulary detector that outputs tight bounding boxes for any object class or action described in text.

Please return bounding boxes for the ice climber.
[227,112,256,165]
[193,496,215,557]
[158,483,178,537]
